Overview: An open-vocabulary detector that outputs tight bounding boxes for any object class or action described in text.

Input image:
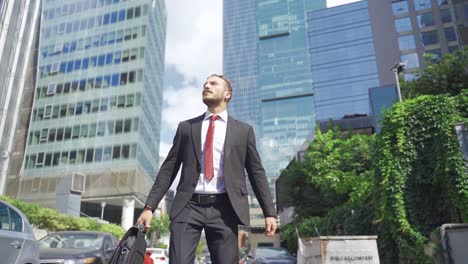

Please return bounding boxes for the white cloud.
[159,84,206,157]
[164,0,223,85]
[327,0,362,8]
[161,85,206,130]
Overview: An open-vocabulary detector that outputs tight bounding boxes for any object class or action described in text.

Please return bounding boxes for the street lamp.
[391,61,406,102]
[100,201,106,219]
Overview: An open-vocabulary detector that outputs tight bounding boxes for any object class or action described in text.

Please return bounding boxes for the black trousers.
[169,194,239,264]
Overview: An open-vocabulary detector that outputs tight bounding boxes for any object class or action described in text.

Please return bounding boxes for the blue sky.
[159,0,361,157]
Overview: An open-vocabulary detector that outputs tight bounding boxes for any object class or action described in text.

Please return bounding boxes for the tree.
[280,128,377,251]
[374,93,467,263]
[146,213,170,246]
[401,46,468,98]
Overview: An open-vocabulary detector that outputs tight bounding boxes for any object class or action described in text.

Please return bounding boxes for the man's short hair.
[207,74,232,94]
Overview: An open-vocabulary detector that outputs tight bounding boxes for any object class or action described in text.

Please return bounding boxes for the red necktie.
[204,115,219,181]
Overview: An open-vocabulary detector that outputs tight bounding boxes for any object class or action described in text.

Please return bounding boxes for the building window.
[104,146,112,161]
[421,30,438,46]
[40,129,48,142]
[425,49,442,63]
[89,124,97,138]
[112,145,121,160]
[448,45,459,53]
[95,148,103,162]
[122,145,130,159]
[392,1,409,16]
[398,35,416,50]
[417,12,434,28]
[414,0,431,11]
[36,152,45,167]
[395,17,412,33]
[401,53,419,68]
[45,153,52,167]
[48,128,56,142]
[47,83,56,95]
[440,9,451,23]
[86,149,94,163]
[444,27,457,42]
[437,0,448,7]
[44,105,53,119]
[97,121,106,136]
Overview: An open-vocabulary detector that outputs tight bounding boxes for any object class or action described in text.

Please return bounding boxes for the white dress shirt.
[195,110,228,194]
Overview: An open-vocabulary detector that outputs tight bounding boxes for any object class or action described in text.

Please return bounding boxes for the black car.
[38,231,119,264]
[247,247,296,264]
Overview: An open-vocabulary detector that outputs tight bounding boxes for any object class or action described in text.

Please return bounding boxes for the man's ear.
[225,91,232,101]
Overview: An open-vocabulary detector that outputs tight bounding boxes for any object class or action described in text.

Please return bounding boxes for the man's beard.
[203,96,221,107]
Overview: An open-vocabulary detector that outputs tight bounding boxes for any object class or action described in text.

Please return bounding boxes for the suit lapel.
[191,114,204,165]
[223,116,236,160]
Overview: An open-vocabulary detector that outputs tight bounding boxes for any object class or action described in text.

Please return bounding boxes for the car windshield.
[38,233,103,249]
[151,249,164,254]
[255,248,291,258]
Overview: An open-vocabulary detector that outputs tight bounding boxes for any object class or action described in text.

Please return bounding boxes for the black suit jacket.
[145,114,276,225]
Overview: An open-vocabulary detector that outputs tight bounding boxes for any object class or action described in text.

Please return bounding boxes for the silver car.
[0,199,39,264]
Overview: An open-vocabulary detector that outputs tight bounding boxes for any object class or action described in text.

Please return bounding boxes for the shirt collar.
[204,110,228,122]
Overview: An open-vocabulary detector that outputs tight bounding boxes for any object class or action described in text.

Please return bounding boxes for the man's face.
[202,76,231,106]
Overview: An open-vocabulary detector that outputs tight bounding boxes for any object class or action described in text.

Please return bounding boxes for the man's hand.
[264,217,277,237]
[137,208,153,232]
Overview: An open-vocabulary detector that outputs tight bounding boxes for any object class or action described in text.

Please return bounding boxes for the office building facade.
[20,0,166,228]
[223,0,260,134]
[0,0,41,195]
[306,0,463,125]
[307,0,381,121]
[223,0,326,226]
[256,0,326,185]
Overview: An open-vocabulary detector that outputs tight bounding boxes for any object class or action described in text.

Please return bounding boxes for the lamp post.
[391,61,406,102]
[100,201,106,219]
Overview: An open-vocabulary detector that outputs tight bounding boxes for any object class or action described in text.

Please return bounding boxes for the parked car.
[38,231,118,264]
[147,247,169,264]
[0,199,40,264]
[246,247,296,264]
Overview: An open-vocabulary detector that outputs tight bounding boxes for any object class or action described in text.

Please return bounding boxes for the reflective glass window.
[395,17,412,33]
[393,1,408,15]
[398,35,416,50]
[421,30,438,45]
[437,0,448,6]
[103,13,110,25]
[440,9,451,23]
[95,148,103,162]
[417,12,434,28]
[111,11,118,23]
[444,27,457,42]
[401,53,419,68]
[119,10,126,21]
[111,74,120,86]
[425,49,442,63]
[465,4,468,24]
[414,0,431,11]
[448,45,459,53]
[98,55,105,66]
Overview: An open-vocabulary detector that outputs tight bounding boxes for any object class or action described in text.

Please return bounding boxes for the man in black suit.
[137,74,277,264]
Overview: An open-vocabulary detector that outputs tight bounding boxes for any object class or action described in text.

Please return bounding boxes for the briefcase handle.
[135,223,146,234]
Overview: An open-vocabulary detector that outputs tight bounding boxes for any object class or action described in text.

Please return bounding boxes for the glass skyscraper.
[223,0,260,134]
[19,0,166,228]
[256,0,325,183]
[307,0,380,121]
[223,0,326,226]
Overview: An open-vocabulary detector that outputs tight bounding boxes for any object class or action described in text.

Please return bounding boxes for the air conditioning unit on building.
[71,172,86,193]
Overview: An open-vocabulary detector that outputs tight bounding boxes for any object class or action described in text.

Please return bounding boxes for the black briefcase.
[109,225,147,264]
